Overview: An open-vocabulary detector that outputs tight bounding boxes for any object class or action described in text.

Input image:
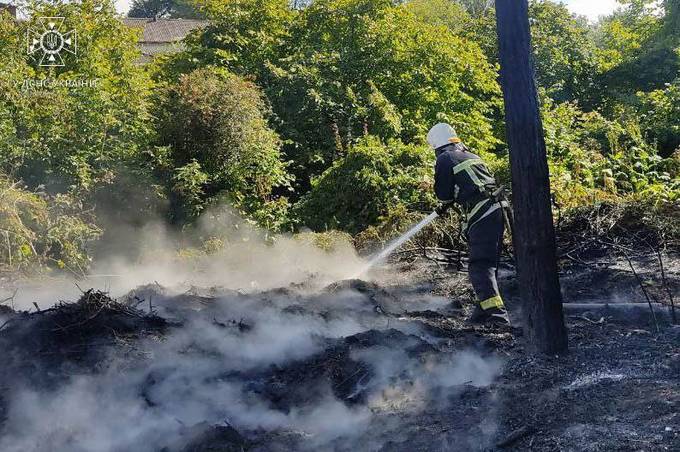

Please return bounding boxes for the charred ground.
[0,210,678,451]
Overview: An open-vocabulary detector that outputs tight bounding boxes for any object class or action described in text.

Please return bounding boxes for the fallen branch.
[575,315,605,325]
[496,425,535,448]
[0,318,12,331]
[619,249,660,333]
[392,247,467,256]
[563,303,672,324]
[0,288,18,308]
[655,245,677,325]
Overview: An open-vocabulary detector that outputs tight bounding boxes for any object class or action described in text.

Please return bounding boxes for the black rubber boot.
[469,305,511,326]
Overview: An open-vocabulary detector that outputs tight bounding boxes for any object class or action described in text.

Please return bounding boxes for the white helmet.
[426,123,460,150]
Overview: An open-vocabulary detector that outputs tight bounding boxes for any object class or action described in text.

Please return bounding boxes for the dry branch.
[496,425,535,448]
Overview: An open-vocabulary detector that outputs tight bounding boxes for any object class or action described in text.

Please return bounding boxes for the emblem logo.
[27,17,77,67]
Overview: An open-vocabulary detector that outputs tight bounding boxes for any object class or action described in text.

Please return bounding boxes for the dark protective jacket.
[434,143,500,231]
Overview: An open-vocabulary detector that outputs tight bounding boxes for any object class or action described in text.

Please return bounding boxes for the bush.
[353,204,466,255]
[293,231,355,253]
[155,67,293,230]
[539,95,680,208]
[638,79,680,157]
[557,198,680,249]
[0,174,101,273]
[294,136,436,234]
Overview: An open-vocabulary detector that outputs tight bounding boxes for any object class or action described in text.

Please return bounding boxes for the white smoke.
[1,206,365,312]
[0,206,503,451]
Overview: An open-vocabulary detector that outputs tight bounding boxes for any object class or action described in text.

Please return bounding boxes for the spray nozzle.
[434,202,454,217]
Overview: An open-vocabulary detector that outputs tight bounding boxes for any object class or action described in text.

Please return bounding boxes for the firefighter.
[427,123,510,325]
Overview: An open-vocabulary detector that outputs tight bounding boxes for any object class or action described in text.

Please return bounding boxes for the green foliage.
[366,5,501,146]
[186,0,294,76]
[607,149,679,203]
[295,136,436,234]
[1,0,679,269]
[128,0,204,18]
[663,0,680,37]
[593,5,661,72]
[293,230,355,252]
[539,94,680,208]
[155,67,292,229]
[170,0,500,190]
[421,1,612,104]
[171,160,210,220]
[157,0,679,244]
[594,0,679,107]
[457,0,494,18]
[0,173,101,273]
[0,0,153,195]
[406,0,472,34]
[0,1,165,269]
[408,0,498,63]
[528,1,599,104]
[638,79,680,156]
[264,0,500,188]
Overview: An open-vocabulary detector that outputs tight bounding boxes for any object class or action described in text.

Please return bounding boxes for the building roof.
[121,18,208,43]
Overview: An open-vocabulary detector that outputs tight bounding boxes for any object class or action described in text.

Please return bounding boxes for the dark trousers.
[467,208,504,303]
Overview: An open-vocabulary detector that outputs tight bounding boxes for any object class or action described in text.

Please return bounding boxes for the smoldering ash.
[0,205,503,452]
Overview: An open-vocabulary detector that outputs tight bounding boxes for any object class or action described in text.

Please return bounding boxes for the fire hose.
[364,187,515,272]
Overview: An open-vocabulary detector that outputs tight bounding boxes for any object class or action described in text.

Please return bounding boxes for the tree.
[154,67,292,229]
[0,0,154,196]
[266,0,501,192]
[458,0,494,18]
[528,1,599,105]
[407,0,498,64]
[663,0,680,37]
[406,0,472,34]
[127,0,203,18]
[0,171,101,273]
[593,2,660,72]
[595,0,678,105]
[495,0,568,354]
[638,80,680,157]
[182,0,294,77]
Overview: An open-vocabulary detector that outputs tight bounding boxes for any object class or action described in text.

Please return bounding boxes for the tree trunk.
[495,0,568,354]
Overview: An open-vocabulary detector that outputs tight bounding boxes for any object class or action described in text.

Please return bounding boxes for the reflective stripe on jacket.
[434,143,498,230]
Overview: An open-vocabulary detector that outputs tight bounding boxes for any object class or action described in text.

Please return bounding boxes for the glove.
[435,202,453,216]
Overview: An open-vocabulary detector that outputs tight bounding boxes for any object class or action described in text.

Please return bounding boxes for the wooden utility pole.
[495,0,568,354]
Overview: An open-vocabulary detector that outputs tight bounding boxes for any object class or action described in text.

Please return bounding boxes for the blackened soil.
[0,254,678,452]
[494,319,678,451]
[371,257,680,451]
